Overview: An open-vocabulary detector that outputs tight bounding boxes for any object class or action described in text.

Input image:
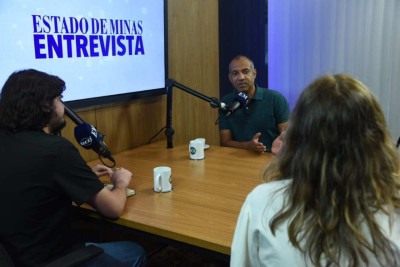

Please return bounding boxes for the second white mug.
[189,139,205,160]
[153,166,172,192]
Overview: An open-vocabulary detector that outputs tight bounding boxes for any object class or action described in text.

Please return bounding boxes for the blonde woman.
[231,74,400,267]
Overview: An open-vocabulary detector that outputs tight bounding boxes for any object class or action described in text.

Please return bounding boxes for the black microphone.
[225,92,249,117]
[63,102,115,164]
[74,123,115,163]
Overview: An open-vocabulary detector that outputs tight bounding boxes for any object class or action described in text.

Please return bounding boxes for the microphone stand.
[62,101,116,167]
[165,79,227,149]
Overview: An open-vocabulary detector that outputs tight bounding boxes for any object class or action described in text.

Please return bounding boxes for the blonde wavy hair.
[264,74,400,266]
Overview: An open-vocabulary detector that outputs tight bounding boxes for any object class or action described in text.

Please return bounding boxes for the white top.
[231,180,400,267]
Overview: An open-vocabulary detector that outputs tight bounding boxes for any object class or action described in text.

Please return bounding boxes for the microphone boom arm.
[166,79,225,109]
[63,102,85,125]
[165,79,226,149]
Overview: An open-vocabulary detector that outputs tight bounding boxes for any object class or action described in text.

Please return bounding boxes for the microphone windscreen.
[235,92,249,107]
[74,123,96,149]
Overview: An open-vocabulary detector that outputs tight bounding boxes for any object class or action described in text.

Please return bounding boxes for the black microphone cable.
[214,110,229,125]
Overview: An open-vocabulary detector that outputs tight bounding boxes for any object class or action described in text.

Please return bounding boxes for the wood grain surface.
[82,141,274,255]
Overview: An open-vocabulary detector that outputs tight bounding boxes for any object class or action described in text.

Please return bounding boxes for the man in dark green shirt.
[219,55,290,153]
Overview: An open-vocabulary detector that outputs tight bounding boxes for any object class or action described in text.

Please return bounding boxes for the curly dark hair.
[0,69,65,132]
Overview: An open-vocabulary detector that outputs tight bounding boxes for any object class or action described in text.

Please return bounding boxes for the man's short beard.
[51,118,66,135]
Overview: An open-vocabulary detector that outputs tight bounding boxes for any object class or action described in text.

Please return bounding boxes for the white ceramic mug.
[153,166,172,192]
[195,138,206,146]
[189,139,205,160]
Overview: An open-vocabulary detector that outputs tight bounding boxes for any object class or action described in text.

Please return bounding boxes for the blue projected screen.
[0,0,166,107]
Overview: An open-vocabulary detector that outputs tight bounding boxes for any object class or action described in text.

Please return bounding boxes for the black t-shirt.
[0,130,104,266]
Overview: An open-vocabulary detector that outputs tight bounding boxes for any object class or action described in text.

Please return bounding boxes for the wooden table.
[83,141,273,256]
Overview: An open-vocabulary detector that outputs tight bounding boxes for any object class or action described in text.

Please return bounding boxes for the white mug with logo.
[189,139,205,160]
[195,138,206,147]
[153,166,172,193]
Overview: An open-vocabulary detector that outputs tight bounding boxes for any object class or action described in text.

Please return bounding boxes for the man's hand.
[91,164,113,177]
[247,132,266,153]
[89,167,132,219]
[111,168,132,188]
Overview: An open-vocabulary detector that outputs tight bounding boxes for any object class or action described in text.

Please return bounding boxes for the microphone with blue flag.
[225,92,249,117]
[74,123,114,164]
[63,102,115,166]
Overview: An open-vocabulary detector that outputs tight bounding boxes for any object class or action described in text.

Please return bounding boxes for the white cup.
[195,138,206,146]
[189,139,205,160]
[153,166,172,192]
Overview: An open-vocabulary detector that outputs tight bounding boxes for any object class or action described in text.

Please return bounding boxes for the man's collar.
[253,85,264,100]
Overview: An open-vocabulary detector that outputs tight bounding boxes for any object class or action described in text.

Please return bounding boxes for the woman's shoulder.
[246,180,291,206]
[252,179,291,194]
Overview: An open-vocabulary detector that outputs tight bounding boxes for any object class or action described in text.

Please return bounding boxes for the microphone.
[225,92,249,117]
[63,102,115,164]
[74,123,115,163]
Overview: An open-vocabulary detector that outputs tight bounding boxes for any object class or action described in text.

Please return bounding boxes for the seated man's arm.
[220,129,266,153]
[87,168,131,219]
